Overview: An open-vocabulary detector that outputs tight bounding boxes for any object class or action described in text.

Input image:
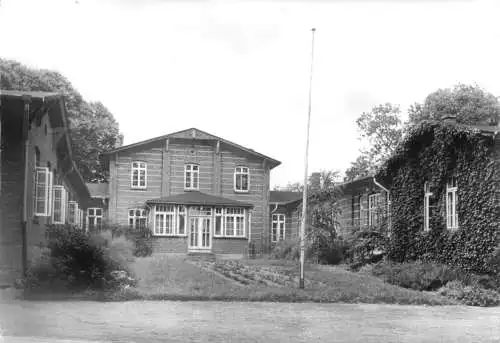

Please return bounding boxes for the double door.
[189,216,211,250]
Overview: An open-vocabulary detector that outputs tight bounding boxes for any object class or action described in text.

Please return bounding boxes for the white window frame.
[368,193,380,227]
[87,207,103,231]
[446,176,458,230]
[184,164,199,190]
[34,167,53,217]
[271,213,286,242]
[153,204,176,236]
[177,206,187,235]
[128,209,147,230]
[223,207,246,237]
[234,166,250,192]
[131,161,147,189]
[214,207,224,237]
[67,201,78,225]
[51,185,66,224]
[423,181,433,231]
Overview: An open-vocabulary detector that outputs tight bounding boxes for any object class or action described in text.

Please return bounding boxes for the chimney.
[442,114,457,123]
[309,172,321,193]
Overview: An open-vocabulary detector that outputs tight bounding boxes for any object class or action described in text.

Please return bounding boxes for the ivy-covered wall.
[377,121,499,274]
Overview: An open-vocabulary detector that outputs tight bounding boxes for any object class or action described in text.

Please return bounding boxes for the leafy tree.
[408,84,500,126]
[0,58,123,182]
[344,103,404,181]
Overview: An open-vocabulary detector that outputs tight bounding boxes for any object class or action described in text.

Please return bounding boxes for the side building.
[0,90,90,285]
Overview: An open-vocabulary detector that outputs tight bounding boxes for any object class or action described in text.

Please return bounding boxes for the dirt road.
[1,300,499,342]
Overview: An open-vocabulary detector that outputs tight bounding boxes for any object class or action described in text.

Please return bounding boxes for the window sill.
[131,187,147,190]
[213,236,247,240]
[184,188,200,192]
[153,234,188,238]
[233,189,249,194]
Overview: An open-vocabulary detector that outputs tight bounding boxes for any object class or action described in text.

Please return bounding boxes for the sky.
[1,0,499,188]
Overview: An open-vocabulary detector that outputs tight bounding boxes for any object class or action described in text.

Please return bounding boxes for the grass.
[127,256,457,305]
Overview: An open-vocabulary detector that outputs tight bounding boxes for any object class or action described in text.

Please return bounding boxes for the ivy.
[377,121,498,274]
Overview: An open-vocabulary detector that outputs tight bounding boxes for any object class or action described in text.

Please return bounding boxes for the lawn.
[129,255,457,305]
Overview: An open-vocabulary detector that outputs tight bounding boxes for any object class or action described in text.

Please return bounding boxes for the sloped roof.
[270,191,303,205]
[102,127,281,169]
[86,183,109,198]
[146,191,253,208]
[1,89,90,204]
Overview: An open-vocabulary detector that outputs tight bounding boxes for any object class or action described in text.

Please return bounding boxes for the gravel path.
[0,300,499,342]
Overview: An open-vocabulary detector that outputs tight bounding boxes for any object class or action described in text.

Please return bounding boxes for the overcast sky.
[1,0,499,188]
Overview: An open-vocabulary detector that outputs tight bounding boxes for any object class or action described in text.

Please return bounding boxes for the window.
[368,194,380,227]
[34,167,53,216]
[272,214,285,242]
[446,176,458,230]
[131,162,147,189]
[352,195,361,229]
[128,209,147,230]
[185,164,199,190]
[154,205,176,236]
[214,207,223,236]
[423,181,433,231]
[68,201,78,225]
[234,166,249,192]
[52,186,66,224]
[224,208,245,237]
[177,206,186,235]
[87,208,103,231]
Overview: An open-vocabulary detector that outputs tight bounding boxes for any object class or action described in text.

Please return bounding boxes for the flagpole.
[299,28,316,289]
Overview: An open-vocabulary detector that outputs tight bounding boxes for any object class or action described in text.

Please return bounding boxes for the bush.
[371,261,461,291]
[270,239,300,260]
[29,225,133,291]
[348,228,388,270]
[438,281,500,307]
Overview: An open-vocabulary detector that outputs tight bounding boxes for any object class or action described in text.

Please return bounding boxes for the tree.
[408,83,500,126]
[344,103,404,182]
[0,58,123,182]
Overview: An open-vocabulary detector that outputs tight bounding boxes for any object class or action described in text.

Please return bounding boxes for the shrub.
[348,227,388,270]
[371,261,461,291]
[38,225,130,290]
[123,225,153,257]
[438,281,500,307]
[270,239,300,260]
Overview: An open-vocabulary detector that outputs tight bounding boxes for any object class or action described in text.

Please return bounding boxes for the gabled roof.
[146,191,254,208]
[102,127,281,169]
[86,183,109,199]
[269,191,303,205]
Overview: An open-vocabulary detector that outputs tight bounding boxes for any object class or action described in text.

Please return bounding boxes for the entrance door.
[189,217,211,250]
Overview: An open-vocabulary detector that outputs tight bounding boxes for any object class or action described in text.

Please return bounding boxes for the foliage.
[0,58,123,182]
[126,225,153,257]
[376,121,497,274]
[408,84,500,126]
[370,261,462,292]
[23,224,134,291]
[485,245,500,276]
[348,224,389,270]
[345,103,404,181]
[437,280,500,307]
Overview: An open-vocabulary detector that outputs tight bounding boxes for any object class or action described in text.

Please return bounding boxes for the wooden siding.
[1,107,84,284]
[107,136,272,254]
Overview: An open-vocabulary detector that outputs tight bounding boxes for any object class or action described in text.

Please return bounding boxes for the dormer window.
[185,164,199,190]
[131,161,147,189]
[234,166,249,192]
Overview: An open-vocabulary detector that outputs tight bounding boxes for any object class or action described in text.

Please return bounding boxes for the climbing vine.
[377,121,498,274]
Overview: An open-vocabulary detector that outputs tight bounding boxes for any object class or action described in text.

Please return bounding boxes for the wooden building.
[0,90,90,285]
